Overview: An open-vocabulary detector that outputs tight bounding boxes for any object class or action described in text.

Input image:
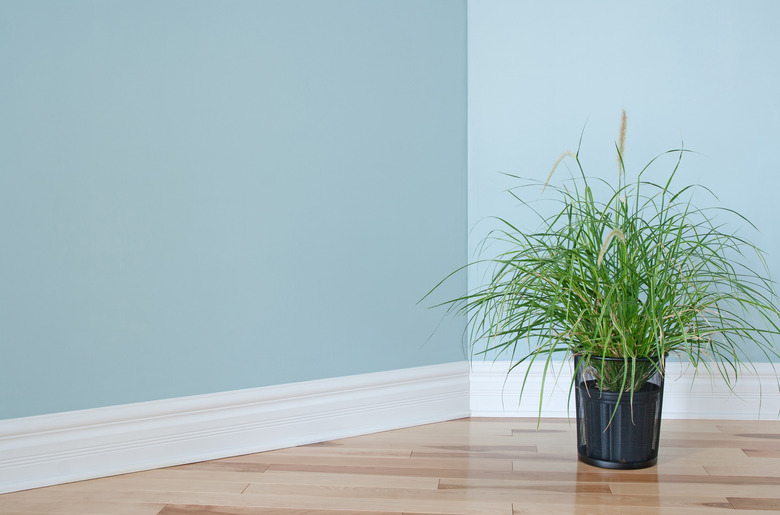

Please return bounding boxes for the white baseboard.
[3,358,776,494]
[0,362,470,494]
[469,360,780,420]
[469,360,576,418]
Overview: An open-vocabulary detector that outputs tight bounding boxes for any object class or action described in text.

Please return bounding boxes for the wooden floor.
[2,417,780,514]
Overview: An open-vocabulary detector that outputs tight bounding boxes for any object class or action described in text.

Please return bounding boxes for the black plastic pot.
[574,355,665,469]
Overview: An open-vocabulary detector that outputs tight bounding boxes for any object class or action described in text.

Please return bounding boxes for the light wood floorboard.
[2,417,780,514]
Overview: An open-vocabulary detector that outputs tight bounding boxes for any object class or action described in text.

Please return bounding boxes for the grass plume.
[617,109,627,174]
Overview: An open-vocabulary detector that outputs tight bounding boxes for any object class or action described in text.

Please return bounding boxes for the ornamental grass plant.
[427,113,780,402]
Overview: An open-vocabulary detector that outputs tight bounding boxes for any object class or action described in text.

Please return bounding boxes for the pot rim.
[574,354,667,363]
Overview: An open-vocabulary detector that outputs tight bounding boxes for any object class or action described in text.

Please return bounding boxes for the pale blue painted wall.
[0,0,467,419]
[7,0,776,421]
[468,0,780,361]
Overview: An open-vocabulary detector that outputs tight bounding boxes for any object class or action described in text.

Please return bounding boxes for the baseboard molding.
[0,362,470,494]
[469,360,780,420]
[3,358,777,494]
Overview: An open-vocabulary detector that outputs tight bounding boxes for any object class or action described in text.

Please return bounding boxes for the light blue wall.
[8,0,775,420]
[0,0,467,419]
[468,1,780,360]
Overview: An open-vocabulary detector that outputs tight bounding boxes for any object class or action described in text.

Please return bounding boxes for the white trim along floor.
[1,360,777,494]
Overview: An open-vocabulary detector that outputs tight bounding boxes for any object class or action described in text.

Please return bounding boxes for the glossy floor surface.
[2,417,780,514]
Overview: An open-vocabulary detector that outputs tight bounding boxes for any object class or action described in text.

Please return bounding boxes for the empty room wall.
[0,0,467,419]
[468,0,780,362]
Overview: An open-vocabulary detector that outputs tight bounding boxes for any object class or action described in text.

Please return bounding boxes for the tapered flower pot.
[574,356,665,469]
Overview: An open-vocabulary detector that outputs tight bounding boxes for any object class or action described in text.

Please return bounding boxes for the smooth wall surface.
[468,0,780,361]
[0,0,467,419]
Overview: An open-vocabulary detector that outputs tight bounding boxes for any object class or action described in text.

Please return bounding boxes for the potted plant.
[425,112,780,469]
